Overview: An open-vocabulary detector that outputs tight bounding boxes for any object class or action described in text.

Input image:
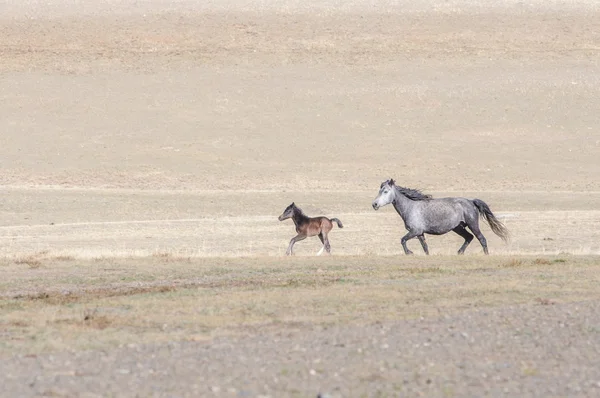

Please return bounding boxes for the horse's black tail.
[472,199,510,242]
[330,218,344,228]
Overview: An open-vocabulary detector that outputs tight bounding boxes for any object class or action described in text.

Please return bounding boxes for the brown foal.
[278,202,344,255]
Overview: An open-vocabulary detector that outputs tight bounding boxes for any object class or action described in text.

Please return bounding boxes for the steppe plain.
[1,0,600,396]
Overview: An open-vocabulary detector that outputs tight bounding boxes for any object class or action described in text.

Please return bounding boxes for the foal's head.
[372,179,396,210]
[278,202,297,221]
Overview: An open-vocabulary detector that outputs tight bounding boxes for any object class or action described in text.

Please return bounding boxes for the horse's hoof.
[405,251,414,255]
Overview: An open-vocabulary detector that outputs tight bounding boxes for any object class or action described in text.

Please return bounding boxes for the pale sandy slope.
[1,1,599,193]
[1,0,600,257]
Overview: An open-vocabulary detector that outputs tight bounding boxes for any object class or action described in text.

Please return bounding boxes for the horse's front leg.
[401,231,419,255]
[286,234,306,255]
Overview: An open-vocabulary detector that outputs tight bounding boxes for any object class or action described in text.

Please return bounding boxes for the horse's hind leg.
[417,235,429,255]
[286,234,306,256]
[453,225,474,255]
[466,221,488,255]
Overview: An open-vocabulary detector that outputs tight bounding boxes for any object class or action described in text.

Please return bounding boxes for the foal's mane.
[292,203,309,218]
[394,185,432,201]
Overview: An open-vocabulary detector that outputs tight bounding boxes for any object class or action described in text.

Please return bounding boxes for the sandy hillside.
[1,0,600,257]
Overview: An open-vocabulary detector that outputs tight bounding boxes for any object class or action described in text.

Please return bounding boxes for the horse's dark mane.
[394,185,432,201]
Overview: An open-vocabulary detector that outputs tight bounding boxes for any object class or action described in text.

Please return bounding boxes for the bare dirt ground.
[1,0,600,396]
[1,255,600,397]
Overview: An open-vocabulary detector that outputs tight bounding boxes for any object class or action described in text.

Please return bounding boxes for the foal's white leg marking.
[317,246,325,256]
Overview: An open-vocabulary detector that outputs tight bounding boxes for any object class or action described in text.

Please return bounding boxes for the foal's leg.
[317,233,326,256]
[286,234,307,256]
[466,221,488,255]
[324,235,331,254]
[453,225,474,255]
[318,223,333,255]
[401,231,420,255]
[320,231,332,254]
[417,235,429,255]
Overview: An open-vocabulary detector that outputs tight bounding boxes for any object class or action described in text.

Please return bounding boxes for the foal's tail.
[472,199,510,242]
[329,218,344,228]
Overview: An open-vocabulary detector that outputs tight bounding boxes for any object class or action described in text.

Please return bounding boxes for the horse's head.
[372,179,395,210]
[278,202,296,221]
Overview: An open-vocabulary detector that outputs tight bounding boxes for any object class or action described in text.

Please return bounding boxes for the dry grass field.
[2,254,600,355]
[1,0,600,396]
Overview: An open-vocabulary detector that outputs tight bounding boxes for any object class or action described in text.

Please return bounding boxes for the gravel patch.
[2,300,599,397]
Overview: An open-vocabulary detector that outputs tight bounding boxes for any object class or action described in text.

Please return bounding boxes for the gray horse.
[372,179,509,255]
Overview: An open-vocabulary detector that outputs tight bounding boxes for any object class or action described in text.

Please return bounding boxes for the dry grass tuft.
[53,255,75,261]
[152,251,192,263]
[82,309,112,330]
[534,297,556,306]
[7,319,29,327]
[12,251,58,268]
[521,362,539,377]
[533,258,551,265]
[404,267,445,275]
[14,256,43,269]
[12,285,177,305]
[502,259,525,268]
[152,252,172,259]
